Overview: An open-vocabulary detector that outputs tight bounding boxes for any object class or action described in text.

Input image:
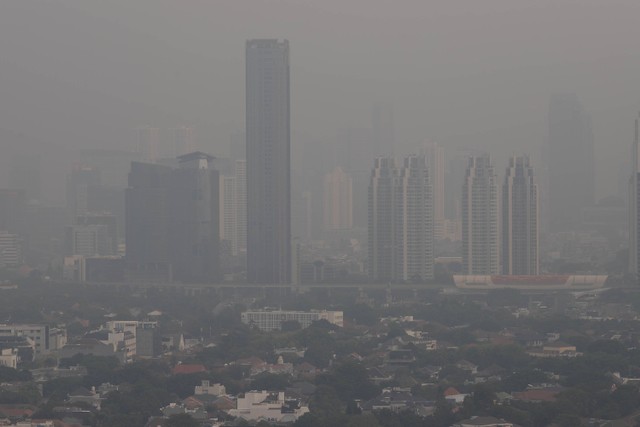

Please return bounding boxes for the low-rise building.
[0,348,17,369]
[228,391,309,423]
[241,310,343,331]
[194,380,226,396]
[0,324,61,356]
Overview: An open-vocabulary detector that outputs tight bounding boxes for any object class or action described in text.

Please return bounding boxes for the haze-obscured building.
[125,152,220,283]
[462,155,499,275]
[548,94,595,232]
[502,155,538,275]
[246,39,291,284]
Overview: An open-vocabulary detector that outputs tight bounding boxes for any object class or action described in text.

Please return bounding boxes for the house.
[227,391,309,423]
[194,380,226,396]
[0,348,17,369]
[456,360,478,374]
[444,387,468,404]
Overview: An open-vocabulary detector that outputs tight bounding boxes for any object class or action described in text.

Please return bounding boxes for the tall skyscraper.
[235,159,247,255]
[323,167,353,231]
[421,142,445,240]
[66,165,101,220]
[368,158,395,282]
[169,152,220,282]
[629,115,640,279]
[502,155,538,275]
[125,152,220,283]
[125,161,173,281]
[393,155,434,281]
[548,94,595,232]
[462,155,499,275]
[220,174,237,255]
[368,156,434,282]
[246,39,291,284]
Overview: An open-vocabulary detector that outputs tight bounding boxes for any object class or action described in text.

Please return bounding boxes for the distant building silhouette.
[502,155,538,275]
[0,189,27,236]
[137,127,160,163]
[372,104,395,157]
[548,94,595,231]
[462,155,499,275]
[170,127,196,157]
[66,165,101,220]
[323,167,353,231]
[246,39,291,284]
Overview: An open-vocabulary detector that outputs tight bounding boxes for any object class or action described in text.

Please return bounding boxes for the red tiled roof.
[444,387,460,396]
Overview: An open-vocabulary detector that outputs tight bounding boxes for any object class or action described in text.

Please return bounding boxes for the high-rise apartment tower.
[462,155,499,275]
[502,155,538,275]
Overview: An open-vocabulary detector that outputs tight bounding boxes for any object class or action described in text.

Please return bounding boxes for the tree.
[165,414,199,427]
[281,320,302,332]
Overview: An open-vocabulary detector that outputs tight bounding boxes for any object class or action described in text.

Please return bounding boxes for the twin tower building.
[368,153,538,282]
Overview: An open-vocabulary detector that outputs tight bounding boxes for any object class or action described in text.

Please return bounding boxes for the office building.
[64,224,112,257]
[235,159,247,255]
[7,324,52,355]
[368,158,396,281]
[323,167,353,231]
[218,159,247,258]
[368,156,434,282]
[125,152,220,283]
[246,39,291,283]
[220,175,237,255]
[548,94,595,231]
[125,161,173,281]
[75,213,118,255]
[66,165,101,219]
[462,155,500,275]
[0,232,21,268]
[168,152,220,282]
[502,155,538,275]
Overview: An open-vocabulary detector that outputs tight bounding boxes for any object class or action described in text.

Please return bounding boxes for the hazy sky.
[1,1,639,200]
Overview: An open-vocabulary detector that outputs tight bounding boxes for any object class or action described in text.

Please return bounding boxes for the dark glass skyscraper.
[246,39,291,284]
[125,153,220,283]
